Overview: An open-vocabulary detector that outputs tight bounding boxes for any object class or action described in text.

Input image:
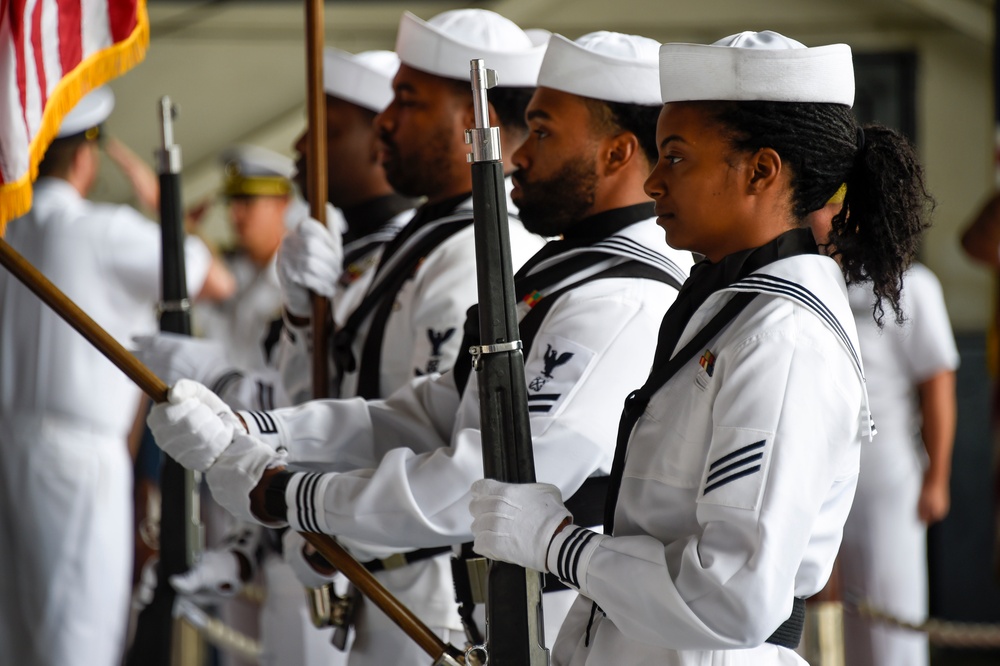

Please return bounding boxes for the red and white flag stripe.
[0,0,148,227]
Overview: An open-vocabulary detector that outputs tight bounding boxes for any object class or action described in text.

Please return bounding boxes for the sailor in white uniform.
[140,49,409,666]
[194,145,296,372]
[0,87,220,666]
[143,29,697,659]
[841,263,958,666]
[139,48,414,410]
[464,31,934,665]
[142,12,547,664]
[808,194,958,666]
[269,12,546,663]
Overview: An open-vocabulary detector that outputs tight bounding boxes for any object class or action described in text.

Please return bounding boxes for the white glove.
[282,530,337,589]
[169,549,244,603]
[147,379,242,472]
[276,216,342,318]
[205,431,287,524]
[133,332,233,387]
[132,557,159,611]
[469,479,572,573]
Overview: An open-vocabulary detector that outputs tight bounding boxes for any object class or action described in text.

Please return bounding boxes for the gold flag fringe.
[0,0,150,234]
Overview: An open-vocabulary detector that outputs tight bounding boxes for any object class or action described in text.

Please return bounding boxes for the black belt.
[361,546,453,574]
[766,597,806,648]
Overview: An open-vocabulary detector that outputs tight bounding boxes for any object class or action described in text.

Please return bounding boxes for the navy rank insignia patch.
[523,336,595,420]
[528,344,574,391]
[416,327,456,375]
[704,440,764,495]
[700,433,773,511]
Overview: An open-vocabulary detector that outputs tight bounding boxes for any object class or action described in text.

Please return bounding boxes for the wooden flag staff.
[305,0,331,398]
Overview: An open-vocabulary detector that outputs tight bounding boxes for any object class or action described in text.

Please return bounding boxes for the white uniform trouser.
[259,555,344,666]
[350,592,456,665]
[348,555,460,665]
[839,436,929,666]
[0,413,132,666]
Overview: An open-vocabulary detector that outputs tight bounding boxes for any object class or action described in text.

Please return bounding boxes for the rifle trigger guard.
[469,340,522,371]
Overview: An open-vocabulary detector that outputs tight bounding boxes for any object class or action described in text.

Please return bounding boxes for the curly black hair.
[702,100,932,326]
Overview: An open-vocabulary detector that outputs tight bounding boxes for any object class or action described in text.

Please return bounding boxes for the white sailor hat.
[659,30,854,107]
[324,48,399,112]
[220,145,295,198]
[57,86,115,138]
[395,9,547,87]
[538,32,661,106]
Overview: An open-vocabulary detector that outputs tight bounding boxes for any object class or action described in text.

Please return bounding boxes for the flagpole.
[305,0,331,397]
[0,237,466,666]
[301,0,345,634]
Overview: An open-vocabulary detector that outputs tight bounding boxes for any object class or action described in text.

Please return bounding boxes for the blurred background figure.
[840,262,959,666]
[809,194,959,666]
[194,145,298,372]
[0,86,230,666]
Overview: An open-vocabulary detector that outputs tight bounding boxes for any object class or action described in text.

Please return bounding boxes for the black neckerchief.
[378,192,470,266]
[650,227,818,368]
[340,193,417,245]
[515,202,654,280]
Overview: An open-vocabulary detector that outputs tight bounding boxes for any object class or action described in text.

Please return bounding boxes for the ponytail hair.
[832,124,932,326]
[703,101,932,326]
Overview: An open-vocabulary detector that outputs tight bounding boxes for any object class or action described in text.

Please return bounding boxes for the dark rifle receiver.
[126,95,201,666]
[466,59,549,666]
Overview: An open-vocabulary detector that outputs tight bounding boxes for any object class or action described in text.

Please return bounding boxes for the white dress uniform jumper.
[546,229,872,666]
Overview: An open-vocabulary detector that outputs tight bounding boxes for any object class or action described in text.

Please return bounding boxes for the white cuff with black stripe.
[546,525,607,593]
[237,410,287,451]
[285,472,332,534]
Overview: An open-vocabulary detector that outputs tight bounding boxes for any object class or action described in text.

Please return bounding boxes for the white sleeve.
[902,265,960,381]
[278,279,675,549]
[547,321,862,650]
[241,371,463,472]
[100,205,211,300]
[182,235,212,296]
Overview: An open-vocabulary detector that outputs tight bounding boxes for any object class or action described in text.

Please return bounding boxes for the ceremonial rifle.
[465,59,549,666]
[126,96,202,666]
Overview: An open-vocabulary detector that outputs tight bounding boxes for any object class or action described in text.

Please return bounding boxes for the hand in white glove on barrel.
[468,479,572,573]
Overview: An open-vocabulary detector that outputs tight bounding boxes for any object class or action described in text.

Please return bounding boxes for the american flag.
[0,0,148,228]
